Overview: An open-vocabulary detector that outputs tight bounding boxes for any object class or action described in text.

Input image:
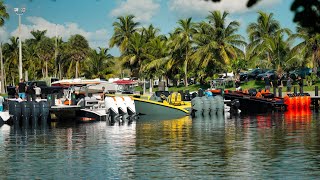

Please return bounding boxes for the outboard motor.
[209,96,217,115]
[115,96,127,115]
[123,96,136,116]
[215,95,224,115]
[201,96,210,116]
[230,99,240,115]
[191,97,203,118]
[39,101,50,125]
[9,101,21,126]
[30,101,40,128]
[21,101,31,128]
[105,97,119,121]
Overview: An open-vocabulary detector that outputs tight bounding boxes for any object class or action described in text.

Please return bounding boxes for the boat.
[133,91,191,119]
[76,96,108,122]
[223,89,286,112]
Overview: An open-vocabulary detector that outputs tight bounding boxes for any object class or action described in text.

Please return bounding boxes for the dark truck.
[7,80,64,98]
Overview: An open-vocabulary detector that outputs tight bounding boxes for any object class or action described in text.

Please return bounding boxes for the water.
[1,110,320,179]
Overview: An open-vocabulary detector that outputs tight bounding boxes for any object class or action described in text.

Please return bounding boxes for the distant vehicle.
[239,68,266,81]
[256,70,276,80]
[289,68,312,80]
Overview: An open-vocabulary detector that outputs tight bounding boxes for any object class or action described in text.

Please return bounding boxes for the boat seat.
[169,92,182,106]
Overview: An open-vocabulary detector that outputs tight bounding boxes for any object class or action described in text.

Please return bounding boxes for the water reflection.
[1,111,320,178]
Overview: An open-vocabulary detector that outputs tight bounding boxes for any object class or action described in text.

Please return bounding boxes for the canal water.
[0,110,320,179]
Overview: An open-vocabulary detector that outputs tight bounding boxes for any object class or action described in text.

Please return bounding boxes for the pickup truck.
[7,80,64,98]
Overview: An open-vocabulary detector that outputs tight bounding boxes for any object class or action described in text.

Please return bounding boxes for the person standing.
[0,96,4,112]
[17,78,26,100]
[235,78,241,91]
[27,83,36,101]
[276,75,283,88]
[298,76,303,93]
[34,83,41,99]
[286,76,292,92]
[262,76,273,91]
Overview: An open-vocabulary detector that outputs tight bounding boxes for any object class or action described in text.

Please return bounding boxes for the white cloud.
[168,0,282,18]
[10,16,108,49]
[110,0,160,23]
[0,27,9,42]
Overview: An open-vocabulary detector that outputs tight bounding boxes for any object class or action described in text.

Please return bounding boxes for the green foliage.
[306,74,318,86]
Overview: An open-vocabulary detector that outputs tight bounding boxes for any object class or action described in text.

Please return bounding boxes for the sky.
[0,0,296,56]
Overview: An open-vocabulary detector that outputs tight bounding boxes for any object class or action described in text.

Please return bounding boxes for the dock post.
[294,86,297,94]
[278,87,282,97]
[315,86,319,96]
[273,86,277,96]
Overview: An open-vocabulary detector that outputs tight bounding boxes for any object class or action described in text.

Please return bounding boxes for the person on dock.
[34,83,41,99]
[262,76,273,91]
[0,96,4,112]
[286,75,292,92]
[16,78,26,100]
[27,83,36,101]
[100,86,108,100]
[298,76,303,92]
[14,93,23,102]
[276,75,283,88]
[235,78,241,91]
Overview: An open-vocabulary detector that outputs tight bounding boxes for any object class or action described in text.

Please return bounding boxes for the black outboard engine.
[30,101,40,128]
[21,101,31,128]
[39,101,50,125]
[230,99,240,115]
[9,101,21,126]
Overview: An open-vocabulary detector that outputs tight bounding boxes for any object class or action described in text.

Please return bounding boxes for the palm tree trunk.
[149,79,153,94]
[59,63,62,79]
[75,60,79,78]
[0,44,4,93]
[184,46,189,87]
[143,78,146,95]
[45,60,48,78]
[313,52,317,74]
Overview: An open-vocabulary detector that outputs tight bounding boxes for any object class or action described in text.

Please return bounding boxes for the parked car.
[256,69,276,80]
[289,68,312,80]
[239,68,266,81]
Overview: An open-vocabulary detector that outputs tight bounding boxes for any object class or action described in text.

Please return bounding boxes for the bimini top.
[51,78,106,87]
[113,79,137,85]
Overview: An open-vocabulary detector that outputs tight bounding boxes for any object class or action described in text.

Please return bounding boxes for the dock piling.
[278,87,282,97]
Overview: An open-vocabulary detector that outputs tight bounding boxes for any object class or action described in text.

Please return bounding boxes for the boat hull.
[133,98,189,119]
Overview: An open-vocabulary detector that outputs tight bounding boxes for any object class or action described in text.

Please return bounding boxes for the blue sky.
[1,0,296,56]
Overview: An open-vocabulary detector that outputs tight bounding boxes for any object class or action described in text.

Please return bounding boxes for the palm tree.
[109,15,140,54]
[84,47,114,79]
[67,34,89,78]
[254,28,299,73]
[37,37,55,77]
[0,1,9,27]
[192,11,246,79]
[172,18,197,87]
[247,11,280,44]
[292,26,320,73]
[0,1,9,92]
[2,37,19,85]
[247,11,281,65]
[121,32,146,77]
[142,36,170,86]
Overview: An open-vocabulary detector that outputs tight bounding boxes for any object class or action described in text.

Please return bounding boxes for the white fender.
[104,97,119,115]
[114,96,127,114]
[123,96,136,114]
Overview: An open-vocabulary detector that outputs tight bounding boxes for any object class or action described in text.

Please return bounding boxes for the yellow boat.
[133,91,191,119]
